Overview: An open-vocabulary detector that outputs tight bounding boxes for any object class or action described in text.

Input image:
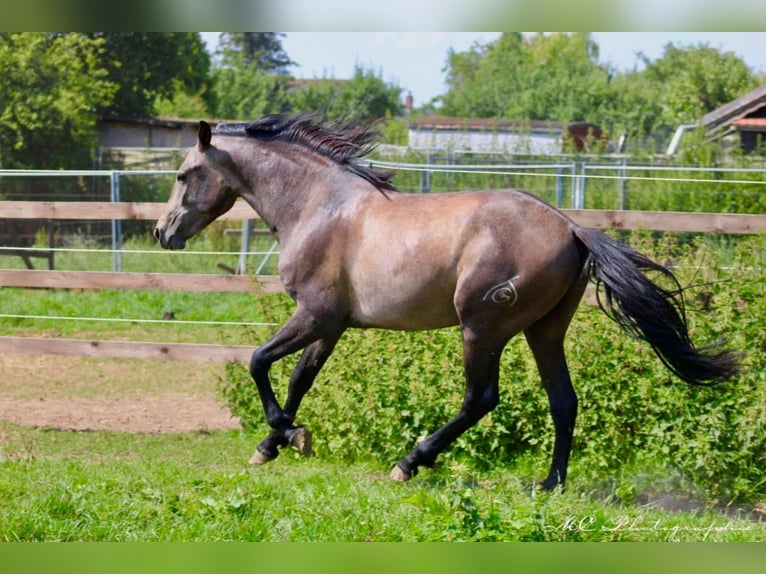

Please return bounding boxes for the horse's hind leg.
[392,326,503,481]
[523,278,586,490]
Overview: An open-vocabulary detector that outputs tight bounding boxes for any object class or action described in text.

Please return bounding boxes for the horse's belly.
[348,275,459,330]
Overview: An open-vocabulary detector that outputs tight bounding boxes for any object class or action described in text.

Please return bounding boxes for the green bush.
[219,234,766,503]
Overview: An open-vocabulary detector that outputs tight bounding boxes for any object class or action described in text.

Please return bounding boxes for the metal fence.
[372,153,766,211]
[2,159,765,272]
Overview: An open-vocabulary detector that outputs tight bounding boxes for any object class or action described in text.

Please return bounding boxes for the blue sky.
[202,32,766,106]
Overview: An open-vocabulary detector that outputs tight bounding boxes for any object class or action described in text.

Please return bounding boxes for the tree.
[153,79,212,119]
[440,33,613,124]
[595,68,665,149]
[639,42,760,129]
[210,33,295,119]
[87,32,212,118]
[211,34,402,122]
[213,61,291,119]
[288,65,403,122]
[0,33,116,169]
[439,34,763,150]
[217,32,294,75]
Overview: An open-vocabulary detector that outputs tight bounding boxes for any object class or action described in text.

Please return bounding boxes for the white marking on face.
[483,275,520,306]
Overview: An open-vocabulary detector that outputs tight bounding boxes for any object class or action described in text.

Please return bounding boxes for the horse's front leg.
[247,306,342,464]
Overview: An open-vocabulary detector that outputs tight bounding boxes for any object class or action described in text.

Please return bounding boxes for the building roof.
[408,116,570,133]
[701,84,766,132]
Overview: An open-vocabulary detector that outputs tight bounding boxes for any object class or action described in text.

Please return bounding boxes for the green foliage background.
[438,32,762,147]
[3,32,765,173]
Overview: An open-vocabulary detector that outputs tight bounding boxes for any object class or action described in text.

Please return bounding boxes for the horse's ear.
[198,121,212,151]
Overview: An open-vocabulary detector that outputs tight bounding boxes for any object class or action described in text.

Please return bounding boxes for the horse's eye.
[177,173,187,183]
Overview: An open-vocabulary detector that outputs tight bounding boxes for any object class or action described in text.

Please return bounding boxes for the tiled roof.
[408,116,570,132]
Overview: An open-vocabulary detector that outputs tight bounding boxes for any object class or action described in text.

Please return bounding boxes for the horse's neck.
[233,141,338,243]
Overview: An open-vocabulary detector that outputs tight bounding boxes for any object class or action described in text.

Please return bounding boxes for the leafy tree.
[153,79,211,119]
[437,37,496,117]
[288,64,404,122]
[210,32,294,119]
[441,33,613,124]
[439,34,763,151]
[0,33,116,169]
[213,61,291,119]
[639,42,760,128]
[596,69,665,149]
[211,33,402,123]
[217,32,295,75]
[87,32,212,118]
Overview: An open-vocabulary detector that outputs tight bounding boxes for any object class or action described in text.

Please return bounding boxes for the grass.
[0,286,274,343]
[0,422,763,542]
[1,228,280,343]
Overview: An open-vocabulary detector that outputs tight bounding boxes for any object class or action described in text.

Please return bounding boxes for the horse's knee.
[249,347,270,379]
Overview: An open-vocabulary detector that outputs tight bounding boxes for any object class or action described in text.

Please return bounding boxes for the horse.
[154,112,739,489]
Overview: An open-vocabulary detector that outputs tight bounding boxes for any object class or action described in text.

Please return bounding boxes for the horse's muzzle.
[153,227,186,250]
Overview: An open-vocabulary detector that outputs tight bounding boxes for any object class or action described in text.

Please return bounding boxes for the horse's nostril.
[153,228,160,241]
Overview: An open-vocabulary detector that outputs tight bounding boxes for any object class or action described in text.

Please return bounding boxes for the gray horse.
[155,113,738,489]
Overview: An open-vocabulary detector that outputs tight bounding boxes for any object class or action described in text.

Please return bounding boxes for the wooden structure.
[702,84,766,153]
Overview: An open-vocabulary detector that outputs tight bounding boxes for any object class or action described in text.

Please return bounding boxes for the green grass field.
[0,422,762,542]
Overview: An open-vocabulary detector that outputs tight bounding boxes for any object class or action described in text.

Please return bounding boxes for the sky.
[202,32,766,106]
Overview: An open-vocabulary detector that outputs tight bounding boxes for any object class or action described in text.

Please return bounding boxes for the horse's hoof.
[249,449,275,465]
[538,477,565,493]
[287,427,313,457]
[390,464,411,482]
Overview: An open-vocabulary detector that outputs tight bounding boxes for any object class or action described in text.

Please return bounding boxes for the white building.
[407,116,603,154]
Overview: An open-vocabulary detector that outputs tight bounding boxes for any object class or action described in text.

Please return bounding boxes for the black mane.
[214,113,397,193]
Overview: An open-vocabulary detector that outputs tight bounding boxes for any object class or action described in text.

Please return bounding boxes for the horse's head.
[154,121,239,250]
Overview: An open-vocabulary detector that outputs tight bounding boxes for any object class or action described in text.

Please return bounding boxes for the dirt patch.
[0,394,240,433]
[0,353,241,433]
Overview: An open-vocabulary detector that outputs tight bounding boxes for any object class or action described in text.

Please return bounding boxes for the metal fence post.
[110,171,123,272]
[236,219,252,274]
[580,163,587,209]
[617,159,627,210]
[555,165,564,208]
[420,153,432,193]
[570,162,578,209]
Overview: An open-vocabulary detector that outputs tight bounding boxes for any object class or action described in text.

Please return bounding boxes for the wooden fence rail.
[0,270,283,293]
[0,200,257,221]
[566,209,766,234]
[2,200,766,233]
[1,200,764,363]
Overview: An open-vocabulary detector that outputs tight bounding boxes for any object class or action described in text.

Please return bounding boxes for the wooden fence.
[2,200,765,363]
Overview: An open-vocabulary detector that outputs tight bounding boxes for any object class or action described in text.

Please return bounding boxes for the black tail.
[572,227,739,385]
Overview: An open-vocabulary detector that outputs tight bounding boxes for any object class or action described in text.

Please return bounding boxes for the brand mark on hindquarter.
[482,275,520,306]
